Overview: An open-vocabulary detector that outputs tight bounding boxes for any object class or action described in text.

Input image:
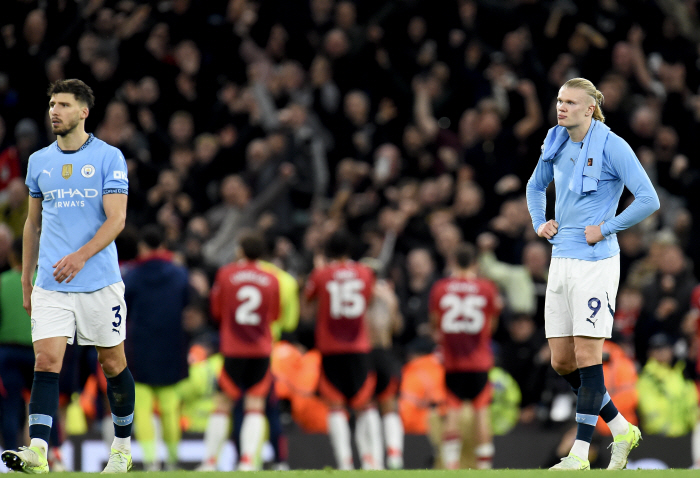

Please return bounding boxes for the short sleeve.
[103,149,129,195]
[25,153,42,198]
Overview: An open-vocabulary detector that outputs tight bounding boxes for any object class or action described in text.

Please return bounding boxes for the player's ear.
[80,106,89,120]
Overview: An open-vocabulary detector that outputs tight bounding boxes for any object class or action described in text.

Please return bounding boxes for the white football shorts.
[31,282,127,347]
[544,254,619,339]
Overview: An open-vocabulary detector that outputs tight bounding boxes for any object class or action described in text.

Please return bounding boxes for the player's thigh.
[548,336,576,373]
[30,286,77,344]
[74,282,127,347]
[571,255,619,339]
[544,258,574,338]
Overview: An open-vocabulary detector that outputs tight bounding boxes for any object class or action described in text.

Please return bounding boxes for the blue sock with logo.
[106,367,135,438]
[575,365,605,443]
[562,368,619,422]
[28,372,60,445]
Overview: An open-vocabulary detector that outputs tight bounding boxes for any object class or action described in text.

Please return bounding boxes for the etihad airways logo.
[43,188,98,208]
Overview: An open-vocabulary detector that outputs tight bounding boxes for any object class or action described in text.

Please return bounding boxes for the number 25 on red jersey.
[439,293,487,334]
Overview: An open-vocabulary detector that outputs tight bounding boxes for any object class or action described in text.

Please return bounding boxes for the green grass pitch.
[47,470,697,477]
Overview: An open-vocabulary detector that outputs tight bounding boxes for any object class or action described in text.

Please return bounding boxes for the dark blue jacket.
[124,255,189,385]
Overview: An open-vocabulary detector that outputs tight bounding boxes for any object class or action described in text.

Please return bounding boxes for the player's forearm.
[526,179,547,232]
[77,211,126,261]
[21,219,40,285]
[601,193,660,236]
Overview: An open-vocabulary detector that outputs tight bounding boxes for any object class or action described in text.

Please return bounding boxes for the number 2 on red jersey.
[236,285,262,325]
[440,293,487,334]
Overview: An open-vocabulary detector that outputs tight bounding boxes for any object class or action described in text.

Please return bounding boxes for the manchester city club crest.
[62,164,73,179]
[81,164,96,178]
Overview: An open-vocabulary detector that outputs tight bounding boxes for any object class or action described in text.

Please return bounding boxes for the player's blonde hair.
[562,77,605,123]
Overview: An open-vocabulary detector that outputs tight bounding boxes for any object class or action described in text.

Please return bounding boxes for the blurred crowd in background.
[3,0,700,469]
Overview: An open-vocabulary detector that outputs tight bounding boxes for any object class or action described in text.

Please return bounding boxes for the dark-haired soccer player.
[429,243,500,469]
[1,79,133,474]
[303,231,379,470]
[209,232,281,471]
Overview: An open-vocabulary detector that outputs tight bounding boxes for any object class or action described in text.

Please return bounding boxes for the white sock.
[475,443,494,469]
[692,421,700,466]
[202,412,230,465]
[441,435,461,469]
[365,409,384,470]
[382,412,404,461]
[606,412,630,437]
[354,411,372,469]
[328,411,353,470]
[239,412,265,468]
[29,438,48,457]
[111,436,131,454]
[570,439,590,460]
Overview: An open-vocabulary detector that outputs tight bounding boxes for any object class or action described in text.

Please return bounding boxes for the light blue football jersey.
[25,134,128,292]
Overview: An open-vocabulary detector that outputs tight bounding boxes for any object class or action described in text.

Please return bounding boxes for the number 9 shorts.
[544,254,619,339]
[31,282,127,347]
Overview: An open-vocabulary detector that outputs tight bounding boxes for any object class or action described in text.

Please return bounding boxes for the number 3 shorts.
[544,254,619,339]
[31,282,127,347]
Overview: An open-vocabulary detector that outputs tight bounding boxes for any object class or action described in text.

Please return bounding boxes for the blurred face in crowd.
[220,175,250,207]
[246,139,271,171]
[169,112,194,144]
[335,1,356,30]
[659,245,685,276]
[344,90,370,125]
[522,241,548,276]
[453,182,483,216]
[324,29,349,58]
[556,86,595,131]
[104,101,129,126]
[139,76,160,105]
[407,249,434,280]
[630,105,659,139]
[24,9,47,47]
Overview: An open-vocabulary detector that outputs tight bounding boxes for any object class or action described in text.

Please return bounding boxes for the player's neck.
[57,128,90,151]
[452,269,477,279]
[566,118,592,143]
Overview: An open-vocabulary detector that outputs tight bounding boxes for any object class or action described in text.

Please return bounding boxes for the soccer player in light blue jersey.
[526,78,659,470]
[1,79,134,474]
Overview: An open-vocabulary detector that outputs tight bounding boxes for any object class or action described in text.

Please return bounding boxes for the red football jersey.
[211,260,280,358]
[305,260,375,355]
[429,276,499,372]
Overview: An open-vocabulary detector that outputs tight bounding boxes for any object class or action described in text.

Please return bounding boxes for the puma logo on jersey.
[42,168,53,177]
[570,157,576,164]
[586,317,597,327]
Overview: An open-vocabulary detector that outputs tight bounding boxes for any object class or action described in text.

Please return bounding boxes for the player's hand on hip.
[585,221,605,245]
[537,220,559,239]
[53,251,87,283]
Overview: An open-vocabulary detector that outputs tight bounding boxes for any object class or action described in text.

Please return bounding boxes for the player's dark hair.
[47,79,95,110]
[239,231,266,260]
[455,243,477,269]
[140,224,164,250]
[325,230,352,259]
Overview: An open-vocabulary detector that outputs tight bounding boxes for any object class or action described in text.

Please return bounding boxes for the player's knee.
[99,354,127,377]
[34,351,62,373]
[550,356,576,375]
